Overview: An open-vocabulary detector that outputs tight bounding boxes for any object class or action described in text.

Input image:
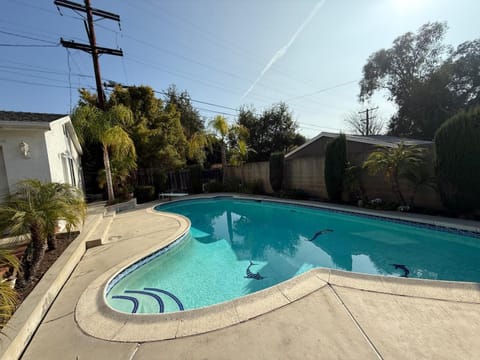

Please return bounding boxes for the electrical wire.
[286,80,359,102]
[0,29,58,45]
[128,0,323,92]
[0,76,77,89]
[0,64,92,78]
[0,44,58,47]
[66,49,73,111]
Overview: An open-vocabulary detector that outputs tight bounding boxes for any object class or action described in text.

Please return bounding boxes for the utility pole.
[358,107,379,136]
[55,0,123,109]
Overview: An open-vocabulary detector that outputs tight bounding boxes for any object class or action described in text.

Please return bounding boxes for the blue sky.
[1,0,479,138]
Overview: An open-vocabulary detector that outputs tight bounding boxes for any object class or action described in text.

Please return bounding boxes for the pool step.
[110,287,184,314]
[85,215,114,249]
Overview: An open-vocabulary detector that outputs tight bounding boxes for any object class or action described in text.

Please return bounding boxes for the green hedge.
[324,134,347,201]
[434,107,480,213]
[269,152,284,192]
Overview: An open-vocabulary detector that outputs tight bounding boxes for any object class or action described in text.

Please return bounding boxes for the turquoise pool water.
[106,198,480,314]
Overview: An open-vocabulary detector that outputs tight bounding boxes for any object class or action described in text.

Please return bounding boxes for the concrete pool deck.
[15,198,480,359]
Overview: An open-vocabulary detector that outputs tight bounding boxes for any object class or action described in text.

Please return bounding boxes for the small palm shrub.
[0,250,20,328]
[0,180,86,286]
[363,143,426,206]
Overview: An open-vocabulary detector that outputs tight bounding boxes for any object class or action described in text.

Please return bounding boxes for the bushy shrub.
[269,152,284,192]
[134,185,156,204]
[434,107,480,213]
[324,134,347,201]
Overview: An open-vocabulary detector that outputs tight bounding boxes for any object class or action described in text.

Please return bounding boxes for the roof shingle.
[0,110,67,123]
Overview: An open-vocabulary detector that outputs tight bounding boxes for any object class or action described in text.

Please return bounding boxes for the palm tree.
[363,143,426,206]
[0,180,86,286]
[227,124,251,166]
[97,154,136,200]
[210,115,229,169]
[72,104,136,203]
[0,249,20,328]
[187,131,210,166]
[44,182,88,250]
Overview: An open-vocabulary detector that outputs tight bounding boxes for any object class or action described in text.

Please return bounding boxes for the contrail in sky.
[241,0,327,100]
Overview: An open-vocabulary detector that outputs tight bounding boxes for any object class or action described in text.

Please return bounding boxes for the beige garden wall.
[284,157,327,198]
[225,143,443,210]
[225,162,273,193]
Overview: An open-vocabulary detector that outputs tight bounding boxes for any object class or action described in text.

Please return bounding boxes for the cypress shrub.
[269,152,284,192]
[434,107,480,213]
[324,134,347,201]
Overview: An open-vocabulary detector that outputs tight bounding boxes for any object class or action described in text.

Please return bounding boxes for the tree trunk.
[103,144,115,203]
[391,170,406,206]
[221,142,227,183]
[18,223,46,287]
[47,233,57,251]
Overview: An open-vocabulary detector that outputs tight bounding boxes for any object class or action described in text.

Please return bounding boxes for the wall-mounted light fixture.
[19,141,31,158]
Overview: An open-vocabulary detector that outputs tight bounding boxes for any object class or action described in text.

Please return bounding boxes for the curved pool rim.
[75,195,480,342]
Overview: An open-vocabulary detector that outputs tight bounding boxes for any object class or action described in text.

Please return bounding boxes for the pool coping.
[75,195,480,342]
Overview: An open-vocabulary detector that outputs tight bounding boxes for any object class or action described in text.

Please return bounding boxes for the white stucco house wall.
[0,111,84,200]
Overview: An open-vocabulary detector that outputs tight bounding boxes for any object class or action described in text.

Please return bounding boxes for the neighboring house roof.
[285,132,433,159]
[0,110,82,155]
[0,110,69,130]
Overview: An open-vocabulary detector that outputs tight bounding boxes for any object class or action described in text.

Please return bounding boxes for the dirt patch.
[16,232,79,302]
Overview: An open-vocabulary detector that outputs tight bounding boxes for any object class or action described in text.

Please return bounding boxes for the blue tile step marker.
[112,288,184,313]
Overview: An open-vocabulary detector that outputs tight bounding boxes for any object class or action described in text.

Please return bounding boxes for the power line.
[5,1,357,113]
[121,33,303,100]
[0,76,91,89]
[104,82,242,116]
[66,49,73,111]
[0,64,92,78]
[8,0,83,21]
[2,8,349,111]
[128,0,324,92]
[195,107,237,117]
[286,80,358,102]
[0,44,58,47]
[0,22,84,44]
[152,90,239,112]
[124,56,284,105]
[298,122,343,131]
[0,68,77,84]
[124,56,256,99]
[0,29,58,44]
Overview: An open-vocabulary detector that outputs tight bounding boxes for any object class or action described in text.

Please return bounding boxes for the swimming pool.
[106,197,480,314]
